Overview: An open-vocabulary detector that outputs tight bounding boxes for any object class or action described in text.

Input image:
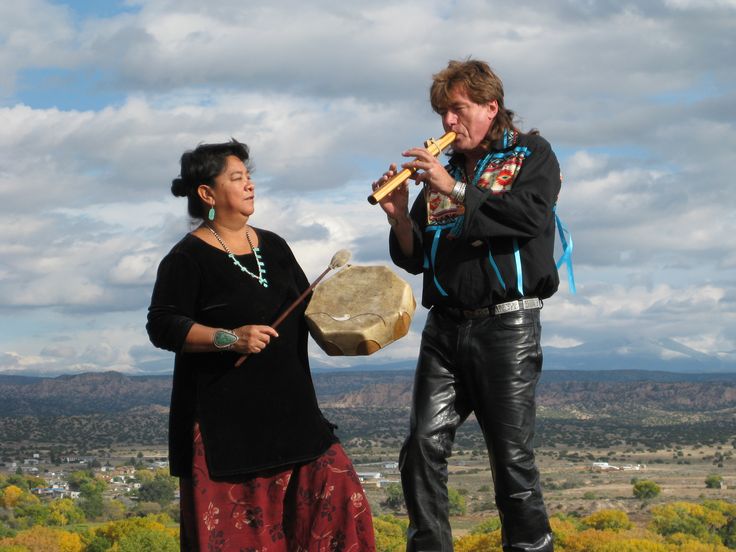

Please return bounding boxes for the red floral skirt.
[179,423,376,551]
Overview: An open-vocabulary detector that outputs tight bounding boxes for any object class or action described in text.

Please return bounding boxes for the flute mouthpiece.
[329,249,351,269]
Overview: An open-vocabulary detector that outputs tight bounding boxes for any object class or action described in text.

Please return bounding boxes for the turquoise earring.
[208,206,215,221]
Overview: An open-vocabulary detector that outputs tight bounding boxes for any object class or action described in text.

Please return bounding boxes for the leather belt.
[439,297,542,319]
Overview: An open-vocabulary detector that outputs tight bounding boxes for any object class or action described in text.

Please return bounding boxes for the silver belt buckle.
[494,300,520,315]
[493,298,541,315]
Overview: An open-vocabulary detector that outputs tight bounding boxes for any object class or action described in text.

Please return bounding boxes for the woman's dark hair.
[171,139,251,219]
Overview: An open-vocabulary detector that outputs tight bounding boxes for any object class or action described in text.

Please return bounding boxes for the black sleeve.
[283,237,310,295]
[462,136,561,241]
[146,250,200,353]
[388,193,426,275]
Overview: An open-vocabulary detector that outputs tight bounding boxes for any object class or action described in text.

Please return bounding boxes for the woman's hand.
[233,324,279,354]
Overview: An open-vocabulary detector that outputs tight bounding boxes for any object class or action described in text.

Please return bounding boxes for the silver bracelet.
[450,181,466,204]
[213,329,239,350]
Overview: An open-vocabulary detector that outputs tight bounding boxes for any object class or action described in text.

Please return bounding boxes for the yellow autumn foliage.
[582,509,632,531]
[650,501,728,543]
[595,538,669,551]
[0,526,83,552]
[1,485,24,509]
[454,531,502,551]
[88,514,177,544]
[373,514,408,552]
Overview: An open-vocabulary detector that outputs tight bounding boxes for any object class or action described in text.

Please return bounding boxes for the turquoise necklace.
[206,225,268,288]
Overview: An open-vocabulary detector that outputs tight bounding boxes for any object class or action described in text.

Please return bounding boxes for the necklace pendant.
[207,225,269,287]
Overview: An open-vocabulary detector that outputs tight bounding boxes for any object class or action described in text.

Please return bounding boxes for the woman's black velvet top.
[146,230,336,479]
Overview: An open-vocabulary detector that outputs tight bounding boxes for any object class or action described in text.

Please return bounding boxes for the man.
[373,59,559,551]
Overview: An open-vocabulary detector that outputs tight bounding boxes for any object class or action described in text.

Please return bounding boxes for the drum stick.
[367,131,456,205]
[234,249,352,367]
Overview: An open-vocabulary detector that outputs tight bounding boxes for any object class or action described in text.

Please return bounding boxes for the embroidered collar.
[448,128,520,174]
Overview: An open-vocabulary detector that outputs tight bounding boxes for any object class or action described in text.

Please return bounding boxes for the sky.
[0,0,734,376]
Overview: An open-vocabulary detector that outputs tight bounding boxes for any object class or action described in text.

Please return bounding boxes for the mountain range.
[1,369,736,418]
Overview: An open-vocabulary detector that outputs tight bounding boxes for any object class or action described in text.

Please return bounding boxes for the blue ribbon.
[425,224,454,297]
[512,238,524,296]
[487,246,506,291]
[554,208,576,294]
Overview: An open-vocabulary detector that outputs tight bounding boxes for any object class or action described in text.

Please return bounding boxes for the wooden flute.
[367,131,456,205]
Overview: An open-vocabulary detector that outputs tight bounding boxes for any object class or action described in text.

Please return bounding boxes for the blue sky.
[1,0,734,376]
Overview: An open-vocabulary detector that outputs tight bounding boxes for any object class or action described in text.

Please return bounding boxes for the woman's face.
[210,155,255,219]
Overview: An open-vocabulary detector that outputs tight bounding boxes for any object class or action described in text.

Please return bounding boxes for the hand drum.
[305,265,416,356]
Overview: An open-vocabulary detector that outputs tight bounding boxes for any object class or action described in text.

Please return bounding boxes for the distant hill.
[0,370,734,450]
[1,369,735,417]
[308,334,736,374]
[0,371,171,416]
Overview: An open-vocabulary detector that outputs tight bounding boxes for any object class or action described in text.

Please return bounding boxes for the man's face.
[439,86,498,154]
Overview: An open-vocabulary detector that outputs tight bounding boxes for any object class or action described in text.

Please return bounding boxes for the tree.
[134,469,155,484]
[1,485,24,509]
[650,501,727,544]
[26,475,46,488]
[84,515,177,552]
[79,478,107,520]
[373,514,407,552]
[14,499,50,528]
[0,525,83,552]
[699,500,736,548]
[633,479,661,500]
[117,527,178,552]
[48,498,85,526]
[454,532,503,552]
[5,475,30,491]
[469,517,501,535]
[582,509,632,532]
[0,519,15,539]
[705,474,724,489]
[595,539,669,551]
[66,471,94,492]
[448,486,466,516]
[134,501,163,517]
[137,473,177,506]
[381,483,405,511]
[102,499,127,521]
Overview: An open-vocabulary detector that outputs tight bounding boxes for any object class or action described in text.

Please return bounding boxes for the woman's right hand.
[233,324,279,354]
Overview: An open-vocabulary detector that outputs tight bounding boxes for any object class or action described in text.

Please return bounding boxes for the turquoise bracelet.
[213,329,239,350]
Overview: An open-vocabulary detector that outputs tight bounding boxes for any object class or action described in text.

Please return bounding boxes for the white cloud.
[0,0,735,375]
[544,336,584,349]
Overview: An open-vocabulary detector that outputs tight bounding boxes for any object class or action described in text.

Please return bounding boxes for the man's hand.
[401,147,455,196]
[372,163,410,220]
[372,163,414,256]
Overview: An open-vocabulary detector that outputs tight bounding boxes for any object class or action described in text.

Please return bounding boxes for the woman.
[147,140,375,551]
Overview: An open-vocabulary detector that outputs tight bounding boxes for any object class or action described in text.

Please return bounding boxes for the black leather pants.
[399,307,553,552]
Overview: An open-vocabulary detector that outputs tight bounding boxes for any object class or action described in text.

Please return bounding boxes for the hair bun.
[171,177,188,197]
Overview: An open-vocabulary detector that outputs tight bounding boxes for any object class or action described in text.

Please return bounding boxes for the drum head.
[305,265,416,356]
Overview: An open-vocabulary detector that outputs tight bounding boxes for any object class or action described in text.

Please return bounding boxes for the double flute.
[367,131,456,205]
